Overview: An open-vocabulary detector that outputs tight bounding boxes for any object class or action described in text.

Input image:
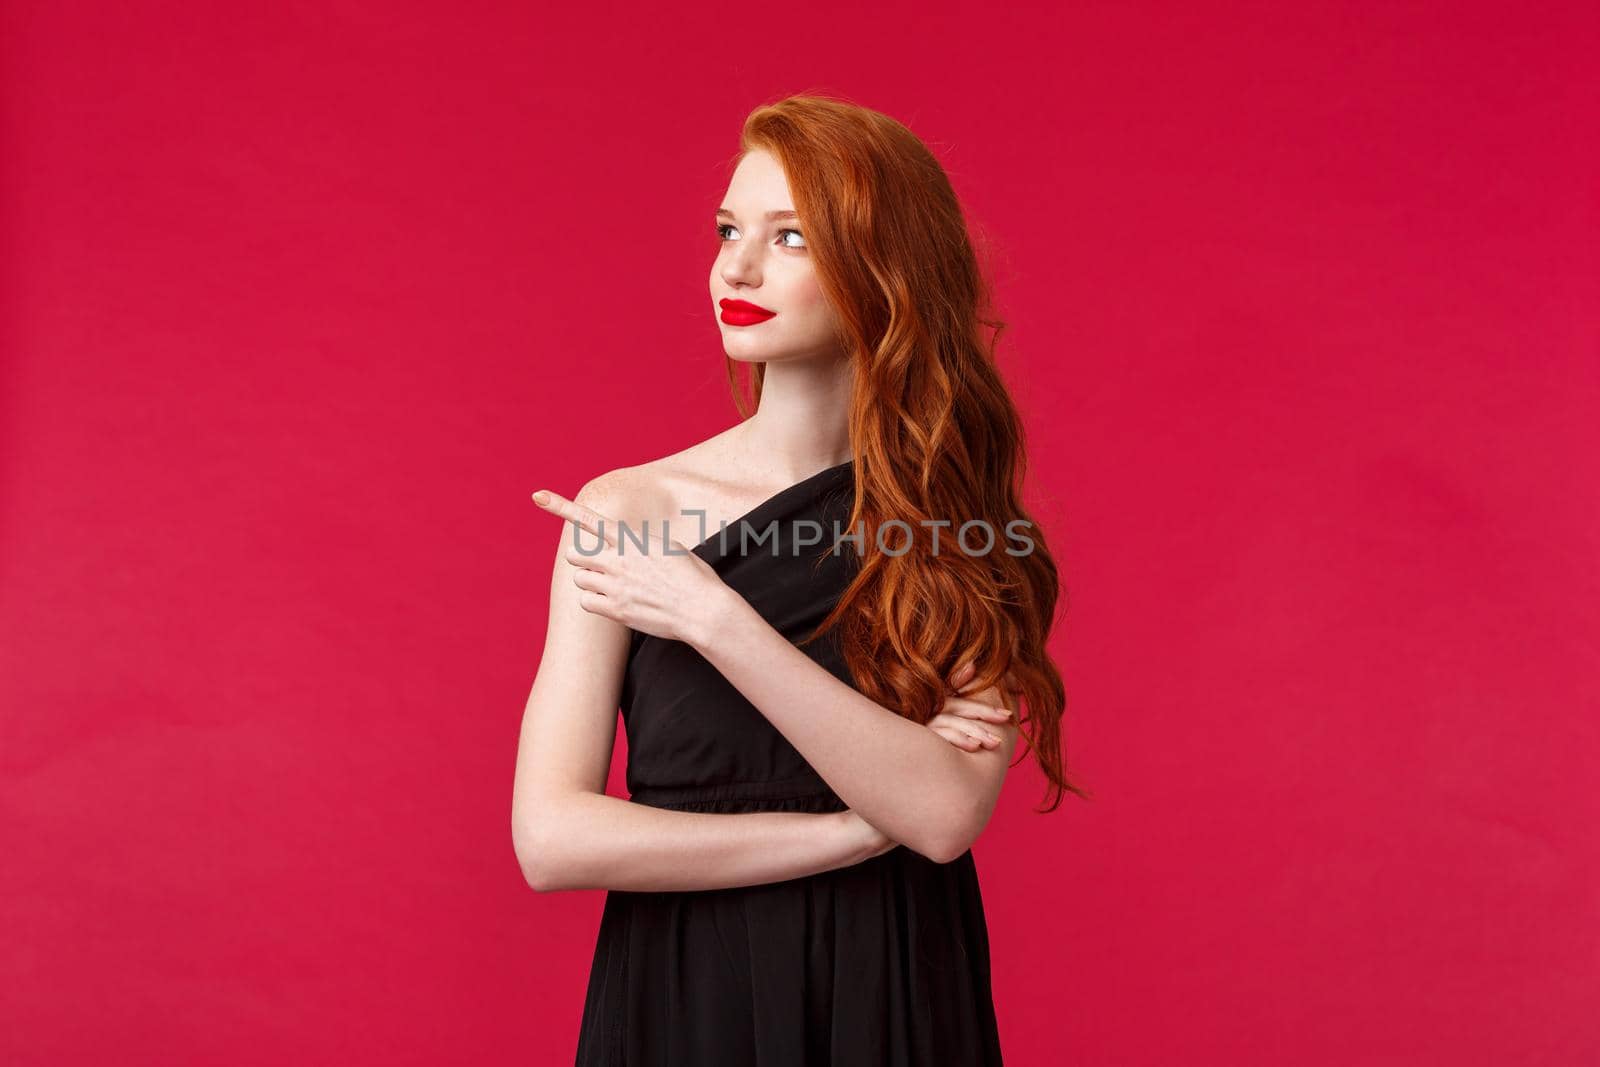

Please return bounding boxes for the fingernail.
[533,490,550,505]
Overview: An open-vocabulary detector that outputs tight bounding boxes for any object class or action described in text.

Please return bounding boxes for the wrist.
[685,580,747,653]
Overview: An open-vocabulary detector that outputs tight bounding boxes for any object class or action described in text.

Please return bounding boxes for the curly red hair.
[723,92,1089,812]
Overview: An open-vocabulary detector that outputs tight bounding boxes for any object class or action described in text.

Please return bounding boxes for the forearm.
[521,791,873,893]
[687,590,979,864]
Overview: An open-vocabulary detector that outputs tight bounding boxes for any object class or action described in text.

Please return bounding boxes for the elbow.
[520,851,556,894]
[513,820,565,894]
[924,804,989,865]
[515,791,602,893]
[924,832,973,866]
[520,845,564,894]
[909,823,973,866]
[527,866,561,894]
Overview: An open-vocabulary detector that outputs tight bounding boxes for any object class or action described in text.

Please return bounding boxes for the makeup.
[719,298,777,326]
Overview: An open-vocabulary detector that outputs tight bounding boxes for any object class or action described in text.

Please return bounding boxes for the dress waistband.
[628,773,838,808]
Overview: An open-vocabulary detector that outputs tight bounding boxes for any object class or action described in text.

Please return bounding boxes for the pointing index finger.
[532,489,616,548]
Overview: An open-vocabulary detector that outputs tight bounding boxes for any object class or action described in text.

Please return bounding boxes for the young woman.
[515,92,1084,1066]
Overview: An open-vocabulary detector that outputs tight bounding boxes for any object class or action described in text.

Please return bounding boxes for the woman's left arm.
[687,587,1019,864]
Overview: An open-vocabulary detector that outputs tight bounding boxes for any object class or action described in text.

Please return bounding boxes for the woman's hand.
[532,487,730,645]
[925,660,1019,753]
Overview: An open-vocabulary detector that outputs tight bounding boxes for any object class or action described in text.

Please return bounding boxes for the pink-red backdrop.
[3,2,1595,1064]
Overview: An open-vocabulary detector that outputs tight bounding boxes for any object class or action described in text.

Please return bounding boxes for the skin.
[513,148,1021,894]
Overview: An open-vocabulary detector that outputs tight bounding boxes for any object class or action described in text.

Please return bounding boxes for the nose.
[720,239,761,289]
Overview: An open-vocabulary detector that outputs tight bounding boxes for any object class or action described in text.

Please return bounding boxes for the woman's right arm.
[511,469,887,894]
[523,794,888,894]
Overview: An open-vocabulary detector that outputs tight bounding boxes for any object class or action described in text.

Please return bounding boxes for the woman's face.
[710,148,846,365]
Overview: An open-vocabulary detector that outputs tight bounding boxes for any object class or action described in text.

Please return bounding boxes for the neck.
[735,356,854,479]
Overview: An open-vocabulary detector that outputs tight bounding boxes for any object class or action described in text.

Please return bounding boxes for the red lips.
[719,298,776,326]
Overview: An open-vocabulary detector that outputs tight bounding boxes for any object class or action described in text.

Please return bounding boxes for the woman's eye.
[715,223,806,249]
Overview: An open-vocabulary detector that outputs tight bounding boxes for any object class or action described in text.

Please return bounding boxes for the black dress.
[574,458,1004,1066]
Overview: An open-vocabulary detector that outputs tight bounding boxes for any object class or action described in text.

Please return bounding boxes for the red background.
[3,2,1596,1063]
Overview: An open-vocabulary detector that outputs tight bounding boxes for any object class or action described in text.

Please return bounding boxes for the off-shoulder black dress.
[573,458,1004,1066]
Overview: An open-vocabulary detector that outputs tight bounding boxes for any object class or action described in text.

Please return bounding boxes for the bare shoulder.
[569,464,657,525]
[568,440,735,538]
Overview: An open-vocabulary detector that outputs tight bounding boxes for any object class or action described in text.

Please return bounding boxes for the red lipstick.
[719,298,777,326]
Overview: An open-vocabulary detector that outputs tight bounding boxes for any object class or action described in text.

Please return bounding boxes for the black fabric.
[574,458,1004,1066]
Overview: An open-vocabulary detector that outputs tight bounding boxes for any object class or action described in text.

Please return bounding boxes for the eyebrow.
[716,207,800,222]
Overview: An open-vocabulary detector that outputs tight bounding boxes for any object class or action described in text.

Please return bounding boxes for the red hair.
[725,92,1089,812]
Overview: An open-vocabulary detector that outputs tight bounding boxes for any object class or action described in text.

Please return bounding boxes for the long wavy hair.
[723,92,1089,812]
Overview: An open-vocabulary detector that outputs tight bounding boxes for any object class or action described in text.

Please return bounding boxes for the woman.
[515,92,1085,1066]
